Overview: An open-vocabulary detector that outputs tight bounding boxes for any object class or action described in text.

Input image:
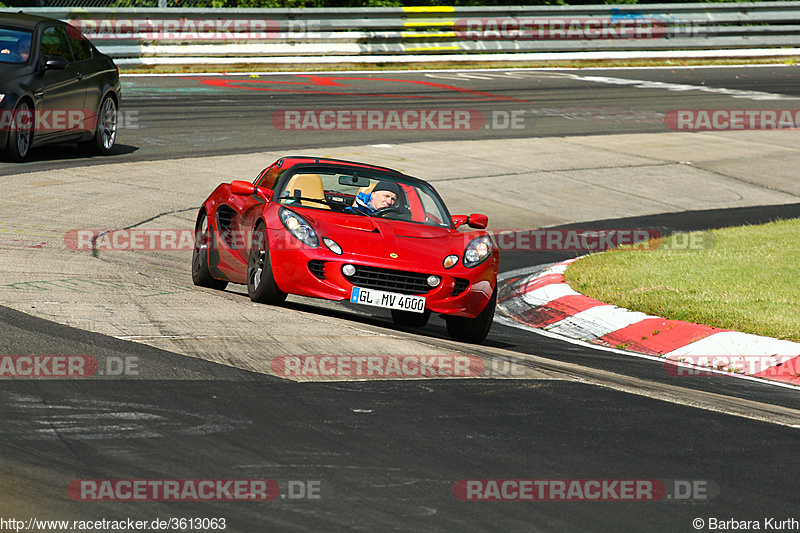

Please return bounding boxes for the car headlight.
[279,207,318,247]
[0,94,5,104]
[463,235,493,268]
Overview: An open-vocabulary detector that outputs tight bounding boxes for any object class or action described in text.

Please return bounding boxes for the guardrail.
[11,4,800,67]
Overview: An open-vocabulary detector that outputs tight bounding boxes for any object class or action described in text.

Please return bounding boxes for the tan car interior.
[283,173,330,209]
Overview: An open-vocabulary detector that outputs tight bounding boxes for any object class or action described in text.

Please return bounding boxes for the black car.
[0,12,120,162]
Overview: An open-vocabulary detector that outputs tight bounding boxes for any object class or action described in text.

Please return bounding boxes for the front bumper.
[269,234,497,318]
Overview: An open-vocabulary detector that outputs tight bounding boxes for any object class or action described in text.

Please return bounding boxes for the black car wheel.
[2,100,33,162]
[79,95,117,155]
[391,309,431,328]
[247,223,287,305]
[445,285,497,344]
[191,211,228,290]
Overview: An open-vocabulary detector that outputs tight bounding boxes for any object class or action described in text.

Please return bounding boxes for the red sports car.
[192,156,499,343]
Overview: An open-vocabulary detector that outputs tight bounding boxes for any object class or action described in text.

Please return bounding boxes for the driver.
[348,181,400,215]
[16,34,31,61]
[0,35,31,62]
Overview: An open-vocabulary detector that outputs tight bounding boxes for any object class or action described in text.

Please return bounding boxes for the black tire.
[247,223,287,305]
[79,95,117,156]
[391,309,431,328]
[445,285,497,344]
[2,100,33,162]
[192,211,228,290]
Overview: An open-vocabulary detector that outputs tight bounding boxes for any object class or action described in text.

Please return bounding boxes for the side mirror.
[452,214,488,229]
[451,215,468,228]
[44,56,68,70]
[230,180,255,196]
[467,214,488,229]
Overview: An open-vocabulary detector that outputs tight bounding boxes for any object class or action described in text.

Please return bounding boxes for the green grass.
[563,218,800,342]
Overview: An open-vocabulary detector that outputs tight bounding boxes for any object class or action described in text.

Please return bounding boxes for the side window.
[66,26,92,62]
[41,26,74,62]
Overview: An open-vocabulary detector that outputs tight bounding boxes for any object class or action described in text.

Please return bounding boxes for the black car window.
[41,26,74,62]
[66,25,92,61]
[0,28,33,64]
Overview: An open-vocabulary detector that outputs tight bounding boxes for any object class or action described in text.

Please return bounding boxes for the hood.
[300,209,464,268]
[0,63,31,94]
[0,61,30,80]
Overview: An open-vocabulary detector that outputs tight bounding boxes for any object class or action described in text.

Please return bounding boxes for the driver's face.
[371,190,397,210]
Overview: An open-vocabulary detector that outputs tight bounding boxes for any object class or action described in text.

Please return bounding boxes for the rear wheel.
[247,223,286,305]
[445,285,497,344]
[391,309,431,328]
[2,100,33,162]
[79,95,117,155]
[192,211,228,290]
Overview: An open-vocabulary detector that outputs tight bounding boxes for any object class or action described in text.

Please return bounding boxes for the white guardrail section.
[12,3,800,66]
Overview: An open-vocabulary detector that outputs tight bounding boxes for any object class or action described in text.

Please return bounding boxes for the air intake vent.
[308,260,326,279]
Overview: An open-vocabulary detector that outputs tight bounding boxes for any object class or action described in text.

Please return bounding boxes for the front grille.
[343,265,433,295]
[452,278,469,296]
[308,260,326,279]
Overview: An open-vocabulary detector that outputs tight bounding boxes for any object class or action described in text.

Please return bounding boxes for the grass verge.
[563,218,800,342]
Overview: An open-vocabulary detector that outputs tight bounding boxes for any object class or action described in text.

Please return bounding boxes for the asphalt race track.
[5,65,800,175]
[2,66,800,531]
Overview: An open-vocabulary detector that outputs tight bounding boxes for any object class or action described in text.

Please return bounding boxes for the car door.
[227,182,270,265]
[35,24,87,142]
[65,25,101,133]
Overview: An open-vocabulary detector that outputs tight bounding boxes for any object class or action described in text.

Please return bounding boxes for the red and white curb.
[497,258,800,387]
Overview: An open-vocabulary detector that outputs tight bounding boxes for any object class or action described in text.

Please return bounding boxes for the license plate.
[350,287,426,313]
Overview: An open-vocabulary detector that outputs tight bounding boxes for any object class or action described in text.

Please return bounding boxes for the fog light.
[427,275,441,287]
[342,264,356,276]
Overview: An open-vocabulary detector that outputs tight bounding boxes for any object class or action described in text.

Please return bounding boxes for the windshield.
[0,28,32,64]
[276,168,451,228]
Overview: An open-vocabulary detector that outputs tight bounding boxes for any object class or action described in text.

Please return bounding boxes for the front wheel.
[2,100,33,162]
[247,224,287,305]
[79,95,117,156]
[192,211,228,290]
[445,285,497,344]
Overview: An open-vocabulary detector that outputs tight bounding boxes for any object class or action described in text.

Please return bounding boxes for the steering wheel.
[374,205,413,220]
[373,206,399,217]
